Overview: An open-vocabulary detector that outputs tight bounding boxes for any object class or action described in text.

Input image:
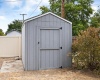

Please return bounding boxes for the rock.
[15,57,21,60]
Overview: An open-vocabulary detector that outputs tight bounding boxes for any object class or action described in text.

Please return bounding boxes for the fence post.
[19,36,22,58]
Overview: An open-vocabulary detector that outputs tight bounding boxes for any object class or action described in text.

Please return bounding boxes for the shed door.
[38,27,62,69]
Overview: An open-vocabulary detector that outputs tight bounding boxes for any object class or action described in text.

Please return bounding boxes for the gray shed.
[22,12,72,70]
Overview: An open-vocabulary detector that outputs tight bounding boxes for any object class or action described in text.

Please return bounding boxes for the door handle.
[60,47,62,49]
[38,42,39,44]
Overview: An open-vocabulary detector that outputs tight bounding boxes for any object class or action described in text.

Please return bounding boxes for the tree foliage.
[40,0,93,35]
[0,29,5,36]
[72,27,100,74]
[6,20,22,34]
[40,6,50,14]
[90,9,100,28]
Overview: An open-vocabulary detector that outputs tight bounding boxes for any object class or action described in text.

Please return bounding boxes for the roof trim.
[24,12,72,24]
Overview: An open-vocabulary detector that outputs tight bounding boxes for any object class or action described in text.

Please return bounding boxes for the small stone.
[15,57,21,60]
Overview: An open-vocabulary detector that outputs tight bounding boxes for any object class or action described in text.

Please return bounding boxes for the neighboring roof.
[24,12,72,24]
[7,30,21,34]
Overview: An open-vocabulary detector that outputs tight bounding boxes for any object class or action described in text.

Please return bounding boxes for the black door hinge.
[60,27,62,30]
[60,47,62,49]
[59,66,62,69]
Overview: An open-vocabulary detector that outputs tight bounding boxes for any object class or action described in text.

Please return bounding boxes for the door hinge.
[60,27,62,30]
[59,66,62,69]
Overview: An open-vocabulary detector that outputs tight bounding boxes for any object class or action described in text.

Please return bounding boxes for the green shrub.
[72,27,100,73]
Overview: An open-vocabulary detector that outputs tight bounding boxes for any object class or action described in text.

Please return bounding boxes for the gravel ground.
[0,58,100,80]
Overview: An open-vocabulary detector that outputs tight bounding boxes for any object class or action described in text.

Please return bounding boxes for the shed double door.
[38,27,62,69]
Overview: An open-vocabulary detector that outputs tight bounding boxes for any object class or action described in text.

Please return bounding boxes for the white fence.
[0,36,21,57]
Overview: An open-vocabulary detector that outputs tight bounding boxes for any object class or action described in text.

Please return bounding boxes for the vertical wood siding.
[22,13,72,70]
[39,29,60,69]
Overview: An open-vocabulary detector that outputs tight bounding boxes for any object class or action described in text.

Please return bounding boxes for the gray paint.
[22,24,25,69]
[22,12,72,70]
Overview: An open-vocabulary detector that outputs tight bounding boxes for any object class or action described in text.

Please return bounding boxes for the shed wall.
[22,25,25,69]
[23,14,72,70]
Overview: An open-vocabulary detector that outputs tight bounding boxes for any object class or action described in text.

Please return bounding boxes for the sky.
[0,0,100,33]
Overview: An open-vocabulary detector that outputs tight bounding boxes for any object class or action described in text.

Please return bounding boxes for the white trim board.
[24,12,72,24]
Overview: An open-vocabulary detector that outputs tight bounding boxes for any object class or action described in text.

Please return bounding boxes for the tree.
[90,9,100,27]
[61,0,65,18]
[6,20,22,34]
[0,29,5,36]
[40,0,93,35]
[40,6,50,14]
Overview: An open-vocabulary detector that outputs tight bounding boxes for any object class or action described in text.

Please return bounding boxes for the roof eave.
[24,12,72,24]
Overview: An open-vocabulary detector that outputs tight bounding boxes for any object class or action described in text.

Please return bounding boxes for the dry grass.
[0,69,100,80]
[0,58,100,80]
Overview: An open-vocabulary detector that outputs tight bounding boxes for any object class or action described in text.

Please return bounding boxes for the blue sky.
[0,0,99,33]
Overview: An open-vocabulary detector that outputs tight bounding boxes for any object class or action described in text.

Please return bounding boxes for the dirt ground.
[0,60,24,72]
[0,57,100,80]
[0,57,15,69]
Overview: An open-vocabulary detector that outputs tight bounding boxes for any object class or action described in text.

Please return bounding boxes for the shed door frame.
[37,26,62,70]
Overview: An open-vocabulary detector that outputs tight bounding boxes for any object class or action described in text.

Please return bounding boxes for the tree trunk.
[61,0,65,18]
